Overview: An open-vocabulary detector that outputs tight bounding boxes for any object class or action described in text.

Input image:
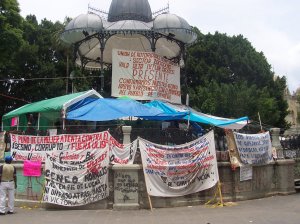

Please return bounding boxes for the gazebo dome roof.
[153,13,196,44]
[61,14,103,44]
[108,0,152,22]
[60,2,197,70]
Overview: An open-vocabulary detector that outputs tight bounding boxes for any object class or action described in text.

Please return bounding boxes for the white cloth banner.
[109,137,137,165]
[233,132,273,165]
[111,49,181,104]
[0,131,5,160]
[10,131,111,161]
[139,131,219,197]
[10,131,137,165]
[43,144,109,206]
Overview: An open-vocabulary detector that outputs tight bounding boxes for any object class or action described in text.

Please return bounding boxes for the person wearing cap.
[0,155,17,215]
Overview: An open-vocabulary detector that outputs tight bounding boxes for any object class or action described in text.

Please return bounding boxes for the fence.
[280,134,300,159]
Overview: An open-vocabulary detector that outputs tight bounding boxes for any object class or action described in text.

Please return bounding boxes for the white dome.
[153,14,196,44]
[61,14,103,44]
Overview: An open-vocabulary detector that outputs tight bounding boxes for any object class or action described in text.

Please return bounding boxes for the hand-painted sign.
[43,145,109,206]
[139,131,219,197]
[10,131,137,165]
[112,49,181,104]
[233,132,273,165]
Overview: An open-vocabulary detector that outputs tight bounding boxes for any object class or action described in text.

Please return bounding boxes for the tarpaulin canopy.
[145,100,249,129]
[2,90,102,131]
[67,98,188,121]
[2,90,102,121]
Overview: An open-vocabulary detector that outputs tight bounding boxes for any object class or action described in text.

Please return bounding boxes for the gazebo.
[60,0,197,93]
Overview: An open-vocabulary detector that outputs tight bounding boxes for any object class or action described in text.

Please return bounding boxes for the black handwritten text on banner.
[233,132,273,165]
[139,131,219,197]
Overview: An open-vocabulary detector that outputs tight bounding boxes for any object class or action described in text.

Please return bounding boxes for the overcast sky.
[17,0,300,93]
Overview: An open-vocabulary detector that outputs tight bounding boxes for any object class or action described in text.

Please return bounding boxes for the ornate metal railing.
[280,135,300,159]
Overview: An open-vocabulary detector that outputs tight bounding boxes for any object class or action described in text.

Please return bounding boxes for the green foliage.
[0,4,68,117]
[186,30,289,129]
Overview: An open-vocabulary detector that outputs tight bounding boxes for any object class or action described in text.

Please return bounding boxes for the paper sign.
[11,117,18,127]
[240,165,252,181]
[23,160,42,176]
[48,129,57,136]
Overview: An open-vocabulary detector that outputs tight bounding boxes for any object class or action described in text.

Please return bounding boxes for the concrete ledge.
[11,160,298,210]
[275,159,295,165]
[113,203,140,210]
[112,164,142,170]
[217,162,231,167]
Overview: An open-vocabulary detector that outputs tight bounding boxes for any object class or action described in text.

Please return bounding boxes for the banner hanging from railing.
[233,131,273,165]
[139,131,219,197]
[109,136,137,165]
[43,144,109,206]
[10,131,137,165]
[111,49,181,104]
[0,131,5,160]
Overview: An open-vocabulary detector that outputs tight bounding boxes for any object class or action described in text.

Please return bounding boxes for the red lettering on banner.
[117,50,130,56]
[86,151,107,172]
[30,137,36,144]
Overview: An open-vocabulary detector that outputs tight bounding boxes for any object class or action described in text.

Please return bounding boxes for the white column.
[122,126,132,144]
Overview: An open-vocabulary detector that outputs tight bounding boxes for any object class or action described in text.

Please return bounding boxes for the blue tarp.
[145,100,249,129]
[67,98,187,121]
[67,98,248,129]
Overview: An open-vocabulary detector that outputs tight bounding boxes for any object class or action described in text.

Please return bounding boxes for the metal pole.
[66,55,69,94]
[37,113,40,130]
[100,48,104,93]
[258,112,263,131]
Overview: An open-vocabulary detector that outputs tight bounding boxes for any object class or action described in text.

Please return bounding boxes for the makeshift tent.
[67,98,188,121]
[2,90,102,131]
[145,100,249,129]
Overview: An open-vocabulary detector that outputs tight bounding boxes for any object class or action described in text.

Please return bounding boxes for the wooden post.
[258,112,263,131]
[147,192,153,211]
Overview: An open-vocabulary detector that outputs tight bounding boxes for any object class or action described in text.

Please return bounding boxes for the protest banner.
[10,131,137,164]
[109,136,137,164]
[111,49,181,104]
[43,143,110,206]
[233,132,273,165]
[0,131,6,160]
[240,165,253,181]
[139,131,219,197]
[23,160,42,177]
[10,131,111,162]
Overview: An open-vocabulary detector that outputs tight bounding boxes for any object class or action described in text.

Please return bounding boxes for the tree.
[185,29,289,129]
[0,11,68,117]
[0,0,25,116]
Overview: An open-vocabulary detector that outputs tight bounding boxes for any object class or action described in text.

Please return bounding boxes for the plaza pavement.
[1,193,299,224]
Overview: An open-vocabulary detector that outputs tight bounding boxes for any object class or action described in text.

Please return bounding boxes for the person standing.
[0,156,17,215]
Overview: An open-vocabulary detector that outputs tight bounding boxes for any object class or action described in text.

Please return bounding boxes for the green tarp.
[2,90,101,131]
